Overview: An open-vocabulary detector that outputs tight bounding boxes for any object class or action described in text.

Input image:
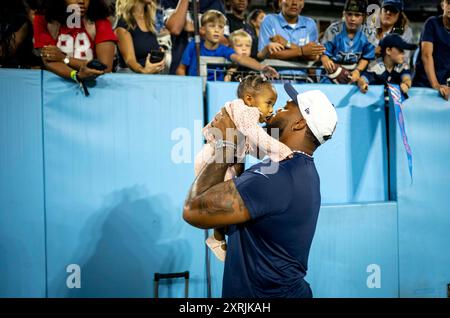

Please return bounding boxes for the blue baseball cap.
[382,0,404,12]
[379,33,417,51]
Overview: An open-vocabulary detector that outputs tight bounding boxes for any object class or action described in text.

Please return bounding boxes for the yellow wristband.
[70,70,78,82]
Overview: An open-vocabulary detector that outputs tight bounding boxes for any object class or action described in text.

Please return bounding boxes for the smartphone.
[86,59,107,71]
[149,50,165,64]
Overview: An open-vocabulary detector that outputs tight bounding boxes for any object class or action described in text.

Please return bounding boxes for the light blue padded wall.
[2,70,450,298]
[209,202,398,298]
[307,202,398,297]
[394,88,450,298]
[42,72,206,297]
[0,69,46,297]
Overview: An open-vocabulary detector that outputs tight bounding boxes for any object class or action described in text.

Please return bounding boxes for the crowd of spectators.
[0,0,449,99]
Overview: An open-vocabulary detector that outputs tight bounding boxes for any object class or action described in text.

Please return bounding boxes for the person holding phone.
[368,0,414,66]
[34,0,117,81]
[115,0,166,74]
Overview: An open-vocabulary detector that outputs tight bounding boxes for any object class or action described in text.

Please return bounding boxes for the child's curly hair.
[237,74,273,99]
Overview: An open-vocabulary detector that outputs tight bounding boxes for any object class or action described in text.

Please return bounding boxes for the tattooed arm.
[183,161,249,229]
[183,109,250,229]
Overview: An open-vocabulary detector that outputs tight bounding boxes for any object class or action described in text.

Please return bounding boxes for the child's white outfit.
[194,99,293,262]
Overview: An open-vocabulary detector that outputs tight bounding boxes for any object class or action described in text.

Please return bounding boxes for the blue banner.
[388,83,413,180]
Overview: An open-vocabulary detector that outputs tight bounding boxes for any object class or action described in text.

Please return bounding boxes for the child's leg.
[206,228,227,262]
[213,227,227,251]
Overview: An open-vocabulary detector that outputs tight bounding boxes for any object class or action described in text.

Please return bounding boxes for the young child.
[224,30,252,82]
[358,33,417,95]
[176,10,277,81]
[320,0,376,84]
[225,29,286,82]
[194,75,294,262]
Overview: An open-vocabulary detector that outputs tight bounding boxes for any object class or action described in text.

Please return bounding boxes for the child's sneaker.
[206,235,226,262]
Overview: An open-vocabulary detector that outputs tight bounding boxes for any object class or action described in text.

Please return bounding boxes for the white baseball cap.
[284,83,338,145]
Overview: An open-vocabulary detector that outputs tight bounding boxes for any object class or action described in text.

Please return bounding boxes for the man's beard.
[264,119,286,141]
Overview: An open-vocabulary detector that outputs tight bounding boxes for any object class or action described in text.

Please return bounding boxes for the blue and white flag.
[387,83,413,180]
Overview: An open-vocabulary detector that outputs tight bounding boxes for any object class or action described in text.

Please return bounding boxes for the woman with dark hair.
[34,0,118,81]
[244,8,265,59]
[370,0,414,64]
[0,0,41,68]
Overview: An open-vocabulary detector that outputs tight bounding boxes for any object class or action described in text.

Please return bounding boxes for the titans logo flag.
[387,83,413,181]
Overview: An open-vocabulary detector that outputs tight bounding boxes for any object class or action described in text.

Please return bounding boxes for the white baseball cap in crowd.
[284,83,338,144]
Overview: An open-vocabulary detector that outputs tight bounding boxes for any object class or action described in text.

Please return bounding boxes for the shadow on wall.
[338,87,387,201]
[49,186,191,297]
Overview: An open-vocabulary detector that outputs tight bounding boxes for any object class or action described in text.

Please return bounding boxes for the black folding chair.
[153,271,189,298]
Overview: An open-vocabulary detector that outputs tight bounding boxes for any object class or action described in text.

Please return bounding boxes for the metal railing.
[199,56,326,89]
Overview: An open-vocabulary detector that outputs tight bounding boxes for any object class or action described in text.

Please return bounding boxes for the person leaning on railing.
[176,10,278,81]
[163,0,226,74]
[320,0,375,85]
[412,0,450,101]
[224,30,253,82]
[34,0,117,82]
[257,0,325,63]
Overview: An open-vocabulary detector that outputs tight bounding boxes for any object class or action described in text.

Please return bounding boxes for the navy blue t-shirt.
[413,16,450,87]
[223,152,321,298]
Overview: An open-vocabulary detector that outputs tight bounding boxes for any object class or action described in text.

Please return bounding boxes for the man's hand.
[210,108,245,164]
[266,42,285,55]
[300,42,326,59]
[211,108,237,143]
[270,35,288,47]
[41,45,66,63]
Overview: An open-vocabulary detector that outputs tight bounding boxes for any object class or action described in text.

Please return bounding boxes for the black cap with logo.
[344,0,368,13]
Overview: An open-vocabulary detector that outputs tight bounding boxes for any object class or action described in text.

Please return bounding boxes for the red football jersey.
[34,14,117,60]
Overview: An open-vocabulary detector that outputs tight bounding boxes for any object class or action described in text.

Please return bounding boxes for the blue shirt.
[161,0,226,74]
[321,21,376,67]
[223,153,321,298]
[180,40,235,81]
[413,16,450,87]
[361,57,412,85]
[258,13,318,52]
[258,13,318,77]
